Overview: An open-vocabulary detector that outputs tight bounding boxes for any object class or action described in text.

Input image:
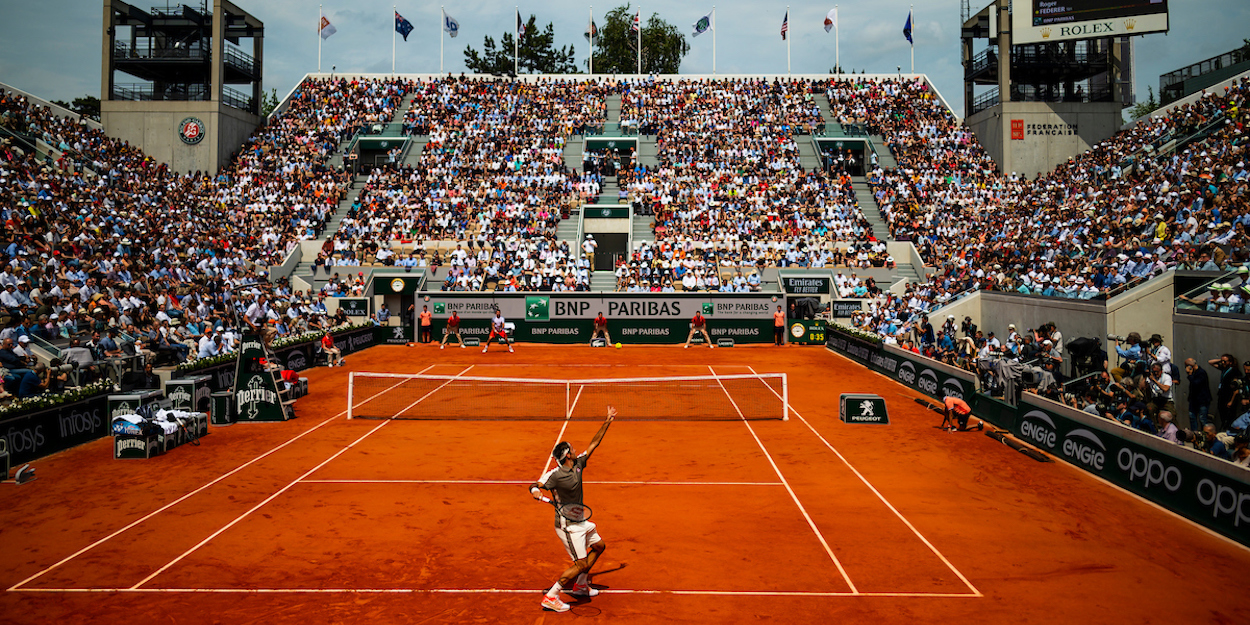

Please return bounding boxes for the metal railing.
[113,41,209,61]
[970,88,1000,115]
[113,82,210,102]
[1161,45,1250,104]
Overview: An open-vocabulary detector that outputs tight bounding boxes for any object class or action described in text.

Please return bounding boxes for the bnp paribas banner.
[423,293,778,344]
[1015,396,1250,547]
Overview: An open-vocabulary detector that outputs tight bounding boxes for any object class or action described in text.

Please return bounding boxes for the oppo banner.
[825,326,1250,546]
[1015,397,1250,547]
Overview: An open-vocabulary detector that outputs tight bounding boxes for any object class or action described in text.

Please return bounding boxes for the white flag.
[443,10,460,38]
[824,9,837,33]
[692,11,712,37]
[319,15,337,39]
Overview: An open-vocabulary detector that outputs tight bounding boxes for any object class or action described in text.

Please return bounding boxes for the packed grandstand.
[1,72,1247,462]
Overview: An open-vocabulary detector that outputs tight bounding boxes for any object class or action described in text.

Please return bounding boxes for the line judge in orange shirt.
[773,305,786,346]
[419,305,433,343]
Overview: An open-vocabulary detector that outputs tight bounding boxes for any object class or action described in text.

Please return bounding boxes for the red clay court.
[2,344,1249,623]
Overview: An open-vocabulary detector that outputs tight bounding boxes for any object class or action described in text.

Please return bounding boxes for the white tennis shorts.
[556,520,601,560]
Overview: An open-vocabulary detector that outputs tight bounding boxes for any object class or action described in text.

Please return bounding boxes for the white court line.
[748,365,983,598]
[8,587,979,598]
[299,480,784,486]
[566,384,585,419]
[6,364,437,593]
[129,365,475,590]
[709,365,859,595]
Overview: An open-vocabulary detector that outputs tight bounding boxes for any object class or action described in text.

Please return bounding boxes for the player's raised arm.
[584,406,616,458]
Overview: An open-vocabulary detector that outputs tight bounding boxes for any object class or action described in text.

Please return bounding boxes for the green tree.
[260,88,280,118]
[51,95,101,121]
[1127,86,1159,121]
[592,4,689,75]
[464,15,576,74]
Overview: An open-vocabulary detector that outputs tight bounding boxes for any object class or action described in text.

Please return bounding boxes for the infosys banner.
[825,326,976,401]
[424,293,777,344]
[1014,396,1250,547]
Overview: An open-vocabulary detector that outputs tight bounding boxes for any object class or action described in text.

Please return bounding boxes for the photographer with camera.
[1108,332,1145,382]
[1146,362,1176,419]
[45,358,70,393]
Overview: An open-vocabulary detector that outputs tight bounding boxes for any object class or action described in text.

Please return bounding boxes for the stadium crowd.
[0,78,406,397]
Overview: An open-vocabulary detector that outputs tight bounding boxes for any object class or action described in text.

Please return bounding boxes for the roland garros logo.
[179,117,205,145]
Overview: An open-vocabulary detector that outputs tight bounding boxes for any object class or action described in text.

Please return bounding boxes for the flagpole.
[440,7,444,74]
[392,5,397,76]
[637,6,641,76]
[514,6,519,75]
[588,5,593,76]
[835,5,839,77]
[318,5,323,73]
[712,6,716,76]
[910,4,915,74]
[786,6,791,77]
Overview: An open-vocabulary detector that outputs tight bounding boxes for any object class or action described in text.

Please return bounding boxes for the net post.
[565,381,571,420]
[782,373,789,421]
[347,371,354,420]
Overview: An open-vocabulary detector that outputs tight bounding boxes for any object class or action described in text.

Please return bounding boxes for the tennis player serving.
[529,405,616,612]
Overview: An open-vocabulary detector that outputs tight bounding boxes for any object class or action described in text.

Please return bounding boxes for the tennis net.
[348,372,788,421]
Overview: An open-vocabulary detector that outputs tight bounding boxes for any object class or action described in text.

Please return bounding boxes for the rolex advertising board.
[423,294,776,344]
[337,297,370,317]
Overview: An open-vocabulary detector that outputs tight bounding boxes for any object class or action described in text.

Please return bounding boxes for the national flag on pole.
[585,19,598,42]
[443,10,459,38]
[824,8,837,33]
[692,12,712,37]
[903,11,913,44]
[319,16,337,39]
[517,10,526,39]
[781,11,789,40]
[395,12,414,41]
[631,11,641,32]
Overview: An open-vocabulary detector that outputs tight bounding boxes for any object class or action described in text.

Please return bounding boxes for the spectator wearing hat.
[1147,334,1172,370]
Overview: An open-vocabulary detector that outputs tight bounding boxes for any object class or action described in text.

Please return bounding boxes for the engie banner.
[824,325,1250,546]
[1012,396,1250,546]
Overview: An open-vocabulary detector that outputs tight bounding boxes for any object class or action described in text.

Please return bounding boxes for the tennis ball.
[615,342,622,349]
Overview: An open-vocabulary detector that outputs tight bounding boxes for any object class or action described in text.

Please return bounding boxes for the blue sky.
[0,0,1246,115]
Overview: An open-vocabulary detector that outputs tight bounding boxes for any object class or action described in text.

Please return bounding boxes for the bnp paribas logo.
[526,296,550,321]
[702,303,714,315]
[433,302,446,314]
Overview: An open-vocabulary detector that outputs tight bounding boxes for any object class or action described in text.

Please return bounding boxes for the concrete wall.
[101,101,259,174]
[1172,311,1250,426]
[968,101,1124,178]
[582,218,631,233]
[1107,272,1176,351]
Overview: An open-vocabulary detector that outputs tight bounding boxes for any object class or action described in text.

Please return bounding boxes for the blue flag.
[395,11,414,41]
[903,11,913,44]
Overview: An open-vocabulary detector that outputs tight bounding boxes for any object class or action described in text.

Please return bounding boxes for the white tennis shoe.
[569,583,599,597]
[541,595,570,612]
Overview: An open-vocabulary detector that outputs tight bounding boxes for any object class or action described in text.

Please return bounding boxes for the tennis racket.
[539,497,593,523]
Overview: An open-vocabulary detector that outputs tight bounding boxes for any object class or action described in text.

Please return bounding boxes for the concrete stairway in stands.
[590,270,617,291]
